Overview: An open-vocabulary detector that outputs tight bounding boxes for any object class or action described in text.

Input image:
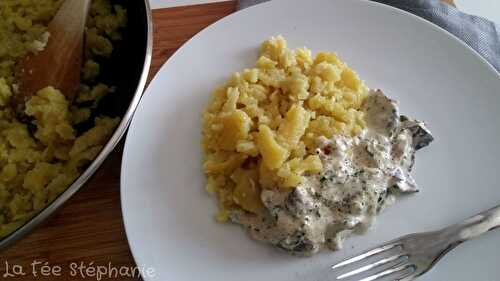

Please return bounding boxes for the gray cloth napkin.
[237,0,500,72]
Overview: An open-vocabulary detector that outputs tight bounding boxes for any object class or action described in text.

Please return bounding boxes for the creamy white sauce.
[230,89,433,255]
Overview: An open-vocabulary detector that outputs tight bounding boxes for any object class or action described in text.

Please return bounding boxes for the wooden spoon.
[13,0,92,112]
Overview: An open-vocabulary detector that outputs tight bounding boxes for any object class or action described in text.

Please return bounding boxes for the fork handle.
[445,204,500,244]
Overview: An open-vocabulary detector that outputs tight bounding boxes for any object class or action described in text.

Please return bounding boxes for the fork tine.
[395,269,416,281]
[336,254,407,279]
[332,243,400,269]
[358,263,415,281]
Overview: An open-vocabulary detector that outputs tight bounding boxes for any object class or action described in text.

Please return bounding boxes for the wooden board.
[444,0,456,6]
[0,0,456,280]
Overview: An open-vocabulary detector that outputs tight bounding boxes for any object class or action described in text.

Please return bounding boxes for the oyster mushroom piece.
[362,89,400,138]
[400,115,434,150]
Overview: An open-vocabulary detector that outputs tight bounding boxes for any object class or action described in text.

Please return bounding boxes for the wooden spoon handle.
[50,0,92,35]
[14,0,92,111]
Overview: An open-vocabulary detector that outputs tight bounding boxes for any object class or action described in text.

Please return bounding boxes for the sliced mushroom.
[362,89,400,137]
[400,115,434,150]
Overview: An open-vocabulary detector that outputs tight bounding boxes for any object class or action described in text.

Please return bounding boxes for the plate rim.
[120,0,500,279]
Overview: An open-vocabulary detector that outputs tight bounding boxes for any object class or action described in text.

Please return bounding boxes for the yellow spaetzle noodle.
[202,36,369,218]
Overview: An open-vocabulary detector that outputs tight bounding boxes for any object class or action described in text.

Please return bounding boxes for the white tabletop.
[150,0,500,24]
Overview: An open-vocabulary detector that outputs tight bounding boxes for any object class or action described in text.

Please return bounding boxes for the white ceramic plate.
[121,0,500,280]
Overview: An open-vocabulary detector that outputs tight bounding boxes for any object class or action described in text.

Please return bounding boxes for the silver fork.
[331,204,500,281]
